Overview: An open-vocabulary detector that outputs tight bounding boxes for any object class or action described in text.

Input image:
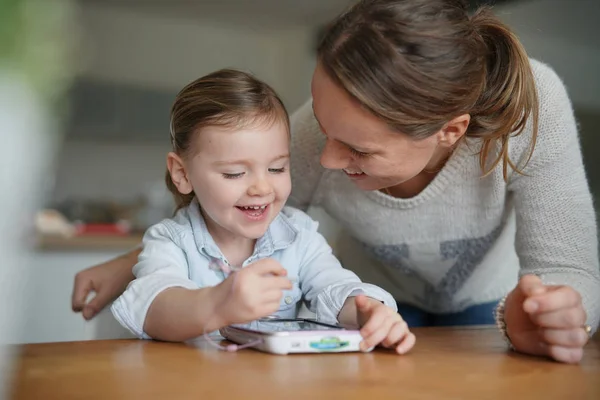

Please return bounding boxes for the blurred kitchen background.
[20,0,600,343]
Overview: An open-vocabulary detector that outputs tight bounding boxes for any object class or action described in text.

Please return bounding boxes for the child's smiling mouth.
[235,204,270,220]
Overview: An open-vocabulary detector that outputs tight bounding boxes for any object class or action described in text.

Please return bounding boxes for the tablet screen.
[237,319,345,332]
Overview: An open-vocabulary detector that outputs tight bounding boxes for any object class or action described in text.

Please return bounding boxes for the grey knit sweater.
[288,60,600,331]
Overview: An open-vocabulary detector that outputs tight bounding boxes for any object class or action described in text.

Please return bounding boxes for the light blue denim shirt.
[111,200,397,339]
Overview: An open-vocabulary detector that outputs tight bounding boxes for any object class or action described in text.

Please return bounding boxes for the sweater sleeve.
[288,98,327,211]
[508,60,600,333]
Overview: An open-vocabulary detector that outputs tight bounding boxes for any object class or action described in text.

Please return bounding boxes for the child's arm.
[143,258,292,342]
[110,222,221,341]
[291,210,414,353]
[111,223,292,341]
[293,214,397,321]
[143,286,222,342]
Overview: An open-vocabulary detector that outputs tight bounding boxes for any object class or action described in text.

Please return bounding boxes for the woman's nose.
[320,139,350,170]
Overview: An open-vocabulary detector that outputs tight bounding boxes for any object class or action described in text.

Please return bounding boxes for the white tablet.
[219,318,368,355]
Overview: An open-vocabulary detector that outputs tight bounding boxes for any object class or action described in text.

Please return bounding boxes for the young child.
[111,69,415,354]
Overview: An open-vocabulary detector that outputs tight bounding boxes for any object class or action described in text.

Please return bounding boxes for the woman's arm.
[71,247,139,320]
[504,61,599,362]
[508,62,600,328]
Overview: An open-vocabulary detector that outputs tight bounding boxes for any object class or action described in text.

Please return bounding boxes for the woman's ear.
[437,114,470,147]
[167,152,193,194]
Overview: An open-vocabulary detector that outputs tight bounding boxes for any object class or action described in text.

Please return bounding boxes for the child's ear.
[167,152,193,194]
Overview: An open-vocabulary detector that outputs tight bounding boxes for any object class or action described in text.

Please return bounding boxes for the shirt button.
[284,296,293,305]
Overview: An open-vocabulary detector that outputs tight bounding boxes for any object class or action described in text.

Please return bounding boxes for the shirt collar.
[188,199,297,261]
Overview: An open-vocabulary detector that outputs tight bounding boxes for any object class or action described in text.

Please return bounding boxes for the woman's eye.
[350,148,370,158]
[222,172,244,179]
[268,167,286,174]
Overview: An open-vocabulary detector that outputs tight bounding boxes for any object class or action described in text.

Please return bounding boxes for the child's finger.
[395,332,416,355]
[359,307,387,338]
[360,315,395,351]
[249,259,287,276]
[381,320,409,348]
[262,289,285,303]
[262,276,293,290]
[355,294,372,312]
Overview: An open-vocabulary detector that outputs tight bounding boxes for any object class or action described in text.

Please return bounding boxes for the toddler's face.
[186,120,291,240]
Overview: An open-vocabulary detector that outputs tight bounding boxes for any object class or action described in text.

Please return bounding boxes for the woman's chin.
[347,176,382,191]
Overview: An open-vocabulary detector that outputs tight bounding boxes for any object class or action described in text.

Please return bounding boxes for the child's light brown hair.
[166,69,289,210]
[318,0,539,179]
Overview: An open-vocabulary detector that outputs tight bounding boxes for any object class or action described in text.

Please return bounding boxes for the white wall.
[495,0,600,111]
[51,141,170,203]
[48,3,317,205]
[496,0,600,211]
[77,2,315,111]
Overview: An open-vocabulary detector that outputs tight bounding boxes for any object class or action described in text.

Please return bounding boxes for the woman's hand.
[71,249,138,320]
[354,295,416,354]
[504,274,590,363]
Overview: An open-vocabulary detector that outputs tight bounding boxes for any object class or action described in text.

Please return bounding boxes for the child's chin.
[238,226,270,240]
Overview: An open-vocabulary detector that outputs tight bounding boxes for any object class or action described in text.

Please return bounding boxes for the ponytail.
[468,7,539,180]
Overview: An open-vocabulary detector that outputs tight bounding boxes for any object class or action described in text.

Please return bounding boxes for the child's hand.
[215,258,293,325]
[355,295,416,354]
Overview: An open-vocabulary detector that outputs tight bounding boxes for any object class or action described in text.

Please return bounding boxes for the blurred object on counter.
[35,201,141,251]
[47,180,175,235]
[52,198,140,225]
[35,209,75,237]
[73,220,131,236]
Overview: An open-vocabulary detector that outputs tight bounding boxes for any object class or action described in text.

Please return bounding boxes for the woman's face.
[310,63,448,192]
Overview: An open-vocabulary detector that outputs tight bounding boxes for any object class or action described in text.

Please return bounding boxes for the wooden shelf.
[36,234,143,252]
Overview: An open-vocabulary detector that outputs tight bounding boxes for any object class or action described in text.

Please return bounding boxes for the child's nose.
[248,176,273,197]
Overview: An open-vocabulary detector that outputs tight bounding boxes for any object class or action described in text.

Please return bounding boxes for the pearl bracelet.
[494,295,515,350]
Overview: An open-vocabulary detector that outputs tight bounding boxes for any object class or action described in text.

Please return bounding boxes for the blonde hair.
[317,0,538,180]
[166,69,289,210]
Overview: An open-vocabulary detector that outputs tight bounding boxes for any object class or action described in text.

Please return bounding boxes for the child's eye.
[350,148,370,158]
[222,172,244,179]
[268,167,286,174]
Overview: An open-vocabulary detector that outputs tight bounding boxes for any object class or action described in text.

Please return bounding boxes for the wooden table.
[9,327,600,400]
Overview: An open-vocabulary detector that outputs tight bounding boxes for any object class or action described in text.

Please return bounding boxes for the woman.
[72,0,598,363]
